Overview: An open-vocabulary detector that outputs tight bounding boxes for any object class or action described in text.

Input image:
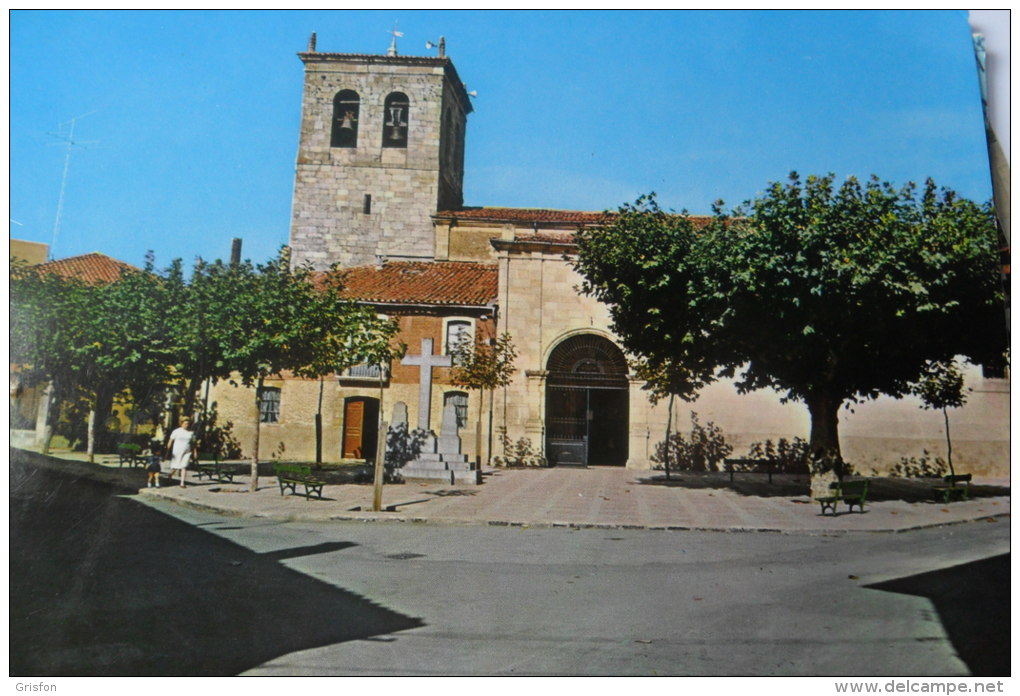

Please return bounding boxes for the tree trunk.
[476,387,484,470]
[664,393,674,480]
[315,377,324,465]
[372,420,388,512]
[83,386,115,462]
[249,376,262,492]
[372,383,385,510]
[182,375,202,425]
[86,408,97,463]
[806,390,843,498]
[38,383,56,453]
[487,387,495,467]
[943,407,955,478]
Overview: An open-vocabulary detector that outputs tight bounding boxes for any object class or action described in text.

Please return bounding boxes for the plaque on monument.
[437,401,462,457]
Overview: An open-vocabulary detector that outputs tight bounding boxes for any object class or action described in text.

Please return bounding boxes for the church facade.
[209,37,1009,478]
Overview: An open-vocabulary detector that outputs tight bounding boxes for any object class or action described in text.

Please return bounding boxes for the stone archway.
[544,334,629,467]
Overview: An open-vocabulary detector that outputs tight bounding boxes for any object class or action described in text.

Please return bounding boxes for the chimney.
[308,32,317,52]
[230,238,242,265]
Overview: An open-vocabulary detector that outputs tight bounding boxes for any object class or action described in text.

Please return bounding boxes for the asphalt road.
[9,457,1010,676]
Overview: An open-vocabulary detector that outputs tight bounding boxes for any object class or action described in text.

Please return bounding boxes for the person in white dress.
[165,418,197,487]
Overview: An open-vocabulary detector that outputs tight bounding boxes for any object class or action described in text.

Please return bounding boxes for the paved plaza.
[14,448,1010,533]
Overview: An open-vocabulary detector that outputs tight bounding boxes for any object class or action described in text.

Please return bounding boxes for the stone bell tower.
[288,33,473,269]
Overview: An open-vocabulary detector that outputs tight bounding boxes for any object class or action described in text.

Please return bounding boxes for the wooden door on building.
[342,397,379,460]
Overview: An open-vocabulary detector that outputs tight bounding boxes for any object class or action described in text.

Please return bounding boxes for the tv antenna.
[46,111,98,260]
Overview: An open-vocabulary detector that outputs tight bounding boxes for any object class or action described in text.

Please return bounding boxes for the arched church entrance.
[545,334,629,467]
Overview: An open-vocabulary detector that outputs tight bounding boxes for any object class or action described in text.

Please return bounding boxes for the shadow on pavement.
[865,554,1010,676]
[635,471,1009,502]
[636,471,809,497]
[426,488,479,497]
[10,453,424,676]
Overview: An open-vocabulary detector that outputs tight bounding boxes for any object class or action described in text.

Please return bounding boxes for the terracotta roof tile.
[435,207,609,225]
[435,207,716,229]
[33,253,136,284]
[337,261,497,307]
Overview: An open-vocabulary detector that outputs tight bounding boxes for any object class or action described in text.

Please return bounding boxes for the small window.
[444,391,469,429]
[342,363,386,380]
[259,387,281,424]
[445,319,472,356]
[982,362,1008,379]
[363,194,372,214]
[383,92,409,148]
[331,90,360,148]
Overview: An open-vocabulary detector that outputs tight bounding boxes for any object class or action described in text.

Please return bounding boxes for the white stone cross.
[401,337,452,431]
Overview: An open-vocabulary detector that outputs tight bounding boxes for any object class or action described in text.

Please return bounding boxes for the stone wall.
[205,311,496,464]
[289,55,468,270]
[493,239,1011,477]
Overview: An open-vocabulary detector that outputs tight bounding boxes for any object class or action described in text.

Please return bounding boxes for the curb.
[137,489,1011,535]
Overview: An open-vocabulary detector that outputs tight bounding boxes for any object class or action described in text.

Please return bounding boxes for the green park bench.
[117,443,143,468]
[932,474,971,503]
[815,479,869,516]
[194,452,240,483]
[725,457,774,484]
[274,463,325,500]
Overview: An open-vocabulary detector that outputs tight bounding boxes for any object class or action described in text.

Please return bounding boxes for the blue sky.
[10,10,993,268]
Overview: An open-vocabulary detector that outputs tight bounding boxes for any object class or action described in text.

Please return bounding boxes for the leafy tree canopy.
[574,173,1006,464]
[450,332,518,392]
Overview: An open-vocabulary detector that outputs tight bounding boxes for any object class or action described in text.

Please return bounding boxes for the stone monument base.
[400,453,482,485]
[399,402,482,485]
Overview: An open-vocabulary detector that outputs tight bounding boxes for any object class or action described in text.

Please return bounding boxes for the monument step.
[401,462,475,476]
[416,453,469,464]
[400,469,482,485]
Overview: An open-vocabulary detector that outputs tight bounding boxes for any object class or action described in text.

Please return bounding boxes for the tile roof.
[435,207,716,229]
[337,261,498,307]
[32,253,137,284]
[435,207,609,225]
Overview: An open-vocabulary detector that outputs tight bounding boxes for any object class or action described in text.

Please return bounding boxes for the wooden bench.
[932,474,971,503]
[274,464,325,500]
[815,479,869,516]
[194,453,238,483]
[725,457,774,484]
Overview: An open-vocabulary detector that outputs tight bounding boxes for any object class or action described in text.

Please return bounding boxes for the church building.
[208,35,1009,479]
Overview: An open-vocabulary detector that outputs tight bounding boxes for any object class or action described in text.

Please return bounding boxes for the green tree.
[340,308,406,512]
[293,268,403,465]
[11,263,96,453]
[90,255,179,453]
[218,249,405,493]
[218,251,306,491]
[450,331,518,465]
[160,257,249,434]
[573,174,1006,494]
[910,359,968,478]
[628,358,703,481]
